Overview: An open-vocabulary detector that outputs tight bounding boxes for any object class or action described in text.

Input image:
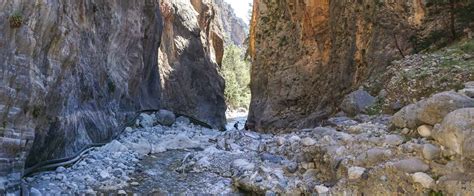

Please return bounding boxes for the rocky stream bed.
[21,94,474,195]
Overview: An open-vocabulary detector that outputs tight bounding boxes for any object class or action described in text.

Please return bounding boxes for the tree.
[221,45,251,109]
[427,0,473,40]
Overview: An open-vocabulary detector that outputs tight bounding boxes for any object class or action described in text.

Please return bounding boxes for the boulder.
[176,116,191,125]
[416,92,474,125]
[125,139,152,155]
[139,113,155,128]
[102,140,129,153]
[392,91,474,128]
[460,88,474,98]
[422,144,440,160]
[340,90,376,116]
[391,158,429,173]
[432,108,474,156]
[156,110,176,126]
[464,81,474,89]
[391,104,423,129]
[384,135,404,146]
[366,148,391,163]
[159,135,201,150]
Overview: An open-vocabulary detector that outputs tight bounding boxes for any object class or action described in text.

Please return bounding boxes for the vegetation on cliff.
[222,44,251,110]
[366,38,474,114]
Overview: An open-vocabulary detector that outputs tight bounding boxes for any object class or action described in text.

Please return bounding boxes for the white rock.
[348,166,366,180]
[412,172,434,188]
[232,159,255,171]
[301,137,316,146]
[417,125,433,138]
[99,170,110,179]
[139,113,154,127]
[56,166,66,173]
[315,185,329,195]
[160,134,201,150]
[126,139,152,155]
[102,140,129,153]
[125,127,133,132]
[118,190,127,195]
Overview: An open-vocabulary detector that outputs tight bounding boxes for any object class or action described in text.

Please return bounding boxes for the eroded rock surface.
[0,0,226,190]
[247,0,431,132]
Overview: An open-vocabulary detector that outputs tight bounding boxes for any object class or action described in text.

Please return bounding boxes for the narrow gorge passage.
[1,0,474,195]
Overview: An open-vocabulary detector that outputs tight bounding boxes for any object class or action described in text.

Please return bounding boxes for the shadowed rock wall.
[0,0,226,190]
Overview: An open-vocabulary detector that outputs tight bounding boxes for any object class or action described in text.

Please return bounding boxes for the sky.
[224,0,253,23]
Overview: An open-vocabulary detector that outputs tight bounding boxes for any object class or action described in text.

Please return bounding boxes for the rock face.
[158,0,226,130]
[247,0,436,132]
[214,0,248,46]
[0,0,226,189]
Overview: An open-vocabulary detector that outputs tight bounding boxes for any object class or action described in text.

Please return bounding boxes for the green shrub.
[9,11,23,28]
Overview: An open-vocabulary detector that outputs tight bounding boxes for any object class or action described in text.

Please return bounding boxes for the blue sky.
[224,0,253,23]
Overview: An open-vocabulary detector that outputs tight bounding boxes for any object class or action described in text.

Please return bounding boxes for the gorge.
[1,0,473,195]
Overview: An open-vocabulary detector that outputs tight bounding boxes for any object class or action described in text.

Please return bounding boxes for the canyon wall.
[248,0,427,132]
[214,0,248,46]
[0,0,225,190]
[158,0,226,131]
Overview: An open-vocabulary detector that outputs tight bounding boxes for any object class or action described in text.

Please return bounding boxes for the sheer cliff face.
[158,0,226,131]
[0,0,225,186]
[214,0,248,46]
[248,0,426,132]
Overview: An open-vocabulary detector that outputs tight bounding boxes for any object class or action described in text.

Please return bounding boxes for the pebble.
[125,127,133,132]
[315,185,330,195]
[348,166,366,180]
[417,125,433,138]
[411,172,434,188]
[118,190,127,195]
